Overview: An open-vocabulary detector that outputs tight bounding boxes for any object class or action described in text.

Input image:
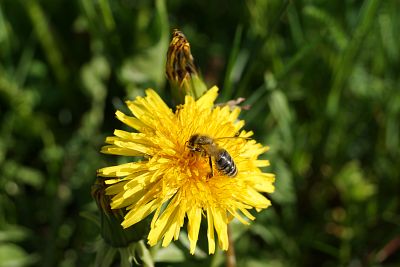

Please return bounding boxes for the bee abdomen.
[215,149,237,177]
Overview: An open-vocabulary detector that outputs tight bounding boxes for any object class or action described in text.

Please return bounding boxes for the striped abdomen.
[215,149,237,177]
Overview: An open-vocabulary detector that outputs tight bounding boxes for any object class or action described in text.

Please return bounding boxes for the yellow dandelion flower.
[97,86,275,254]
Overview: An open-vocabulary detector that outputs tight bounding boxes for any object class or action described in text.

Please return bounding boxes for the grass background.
[1,0,399,266]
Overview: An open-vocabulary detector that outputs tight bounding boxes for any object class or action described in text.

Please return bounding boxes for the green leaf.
[0,243,37,267]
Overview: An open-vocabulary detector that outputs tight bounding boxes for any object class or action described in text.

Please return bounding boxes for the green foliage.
[0,0,399,266]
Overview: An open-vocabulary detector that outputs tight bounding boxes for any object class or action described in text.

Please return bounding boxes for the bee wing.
[213,136,250,141]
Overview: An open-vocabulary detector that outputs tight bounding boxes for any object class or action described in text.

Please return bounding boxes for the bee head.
[190,134,214,145]
[187,134,213,153]
[186,134,200,152]
[188,134,199,147]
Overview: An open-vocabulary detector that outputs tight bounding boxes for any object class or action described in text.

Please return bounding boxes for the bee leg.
[208,156,214,178]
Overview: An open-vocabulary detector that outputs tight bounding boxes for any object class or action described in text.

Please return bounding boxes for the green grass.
[0,0,399,266]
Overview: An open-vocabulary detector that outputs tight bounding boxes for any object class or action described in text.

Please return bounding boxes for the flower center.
[185,153,214,180]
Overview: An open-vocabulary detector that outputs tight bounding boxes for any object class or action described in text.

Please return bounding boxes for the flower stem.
[226,225,237,267]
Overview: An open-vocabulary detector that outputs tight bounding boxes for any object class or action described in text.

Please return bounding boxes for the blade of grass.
[326,0,381,117]
[222,24,243,99]
[24,0,67,83]
[99,0,116,31]
[236,0,290,97]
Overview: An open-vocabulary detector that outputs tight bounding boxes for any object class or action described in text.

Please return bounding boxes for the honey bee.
[187,134,239,177]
